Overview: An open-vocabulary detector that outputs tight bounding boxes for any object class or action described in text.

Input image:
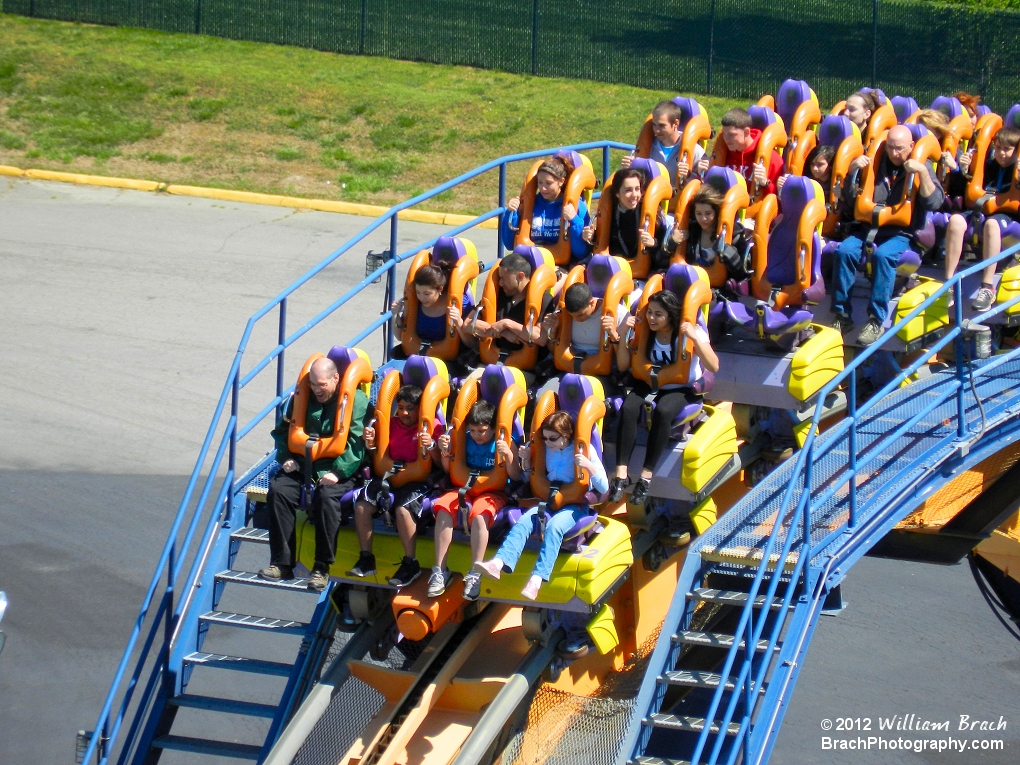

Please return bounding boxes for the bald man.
[830,124,944,346]
[260,356,369,592]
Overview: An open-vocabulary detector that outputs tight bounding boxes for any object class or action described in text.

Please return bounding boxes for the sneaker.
[607,476,628,503]
[629,477,651,506]
[346,552,376,578]
[521,576,542,601]
[857,318,884,347]
[476,558,504,581]
[258,564,294,581]
[462,569,482,601]
[946,291,955,310]
[427,566,452,598]
[307,569,329,593]
[387,557,421,588]
[972,287,995,312]
[831,312,855,335]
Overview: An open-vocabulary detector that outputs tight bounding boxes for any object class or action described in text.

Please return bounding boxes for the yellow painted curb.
[3,166,498,228]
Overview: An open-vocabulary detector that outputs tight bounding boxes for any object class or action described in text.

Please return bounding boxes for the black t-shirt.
[494,285,554,351]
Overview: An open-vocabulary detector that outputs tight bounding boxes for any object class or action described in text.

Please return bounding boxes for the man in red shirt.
[698,108,784,196]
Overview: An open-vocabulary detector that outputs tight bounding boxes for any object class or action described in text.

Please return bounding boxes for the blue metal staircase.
[617,251,1020,765]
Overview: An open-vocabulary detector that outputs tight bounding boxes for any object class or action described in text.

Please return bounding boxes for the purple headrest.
[977,104,992,118]
[779,176,815,217]
[904,123,929,142]
[479,364,517,405]
[671,96,702,127]
[557,374,595,418]
[629,157,663,179]
[511,244,546,273]
[327,346,360,376]
[585,255,622,299]
[1005,104,1020,131]
[776,79,812,129]
[432,236,466,267]
[663,263,699,301]
[860,87,887,105]
[931,96,964,120]
[704,166,741,193]
[818,115,855,147]
[554,149,584,173]
[891,96,919,124]
[748,105,779,130]
[402,355,439,390]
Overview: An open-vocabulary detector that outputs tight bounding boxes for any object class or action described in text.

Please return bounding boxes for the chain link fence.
[4,0,1020,111]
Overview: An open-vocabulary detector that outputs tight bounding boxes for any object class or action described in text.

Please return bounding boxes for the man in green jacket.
[259,356,369,592]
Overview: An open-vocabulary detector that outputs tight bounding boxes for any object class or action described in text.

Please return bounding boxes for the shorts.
[358,477,430,519]
[431,490,506,526]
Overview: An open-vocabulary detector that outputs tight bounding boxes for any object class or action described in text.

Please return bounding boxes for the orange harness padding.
[750,181,827,308]
[863,104,898,154]
[593,165,673,279]
[552,256,634,376]
[400,238,479,361]
[528,392,606,511]
[287,351,373,462]
[633,109,712,195]
[515,156,597,266]
[822,124,864,236]
[965,113,1004,209]
[854,131,942,228]
[448,372,528,499]
[477,250,558,370]
[630,273,712,388]
[371,366,450,487]
[710,111,787,216]
[670,170,750,288]
[783,100,823,178]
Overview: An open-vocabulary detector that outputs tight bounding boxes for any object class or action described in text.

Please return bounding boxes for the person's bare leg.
[433,512,453,570]
[353,499,374,552]
[615,465,628,479]
[394,506,417,559]
[983,218,1002,285]
[945,214,967,280]
[470,515,490,563]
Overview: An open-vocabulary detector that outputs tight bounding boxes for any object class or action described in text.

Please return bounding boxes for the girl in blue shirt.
[501,156,590,263]
[474,411,608,600]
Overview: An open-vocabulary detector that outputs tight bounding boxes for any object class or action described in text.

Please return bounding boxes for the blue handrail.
[682,240,1020,765]
[83,140,632,764]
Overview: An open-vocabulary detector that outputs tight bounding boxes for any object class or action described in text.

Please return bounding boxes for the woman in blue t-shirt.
[501,156,590,263]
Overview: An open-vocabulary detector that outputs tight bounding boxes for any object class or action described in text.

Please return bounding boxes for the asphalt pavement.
[1,176,1017,764]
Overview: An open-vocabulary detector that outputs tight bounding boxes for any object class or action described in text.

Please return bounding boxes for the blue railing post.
[602,144,611,188]
[276,299,287,407]
[498,162,507,260]
[955,279,966,438]
[848,372,858,528]
[384,215,398,362]
[230,372,239,475]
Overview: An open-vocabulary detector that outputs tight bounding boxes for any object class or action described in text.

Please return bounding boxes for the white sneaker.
[972,287,994,312]
[427,566,451,598]
[462,569,482,601]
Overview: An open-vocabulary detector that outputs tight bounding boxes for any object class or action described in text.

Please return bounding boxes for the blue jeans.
[495,504,591,581]
[832,234,911,322]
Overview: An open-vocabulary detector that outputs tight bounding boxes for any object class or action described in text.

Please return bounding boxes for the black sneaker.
[347,552,376,578]
[629,477,651,506]
[388,557,422,588]
[607,477,628,503]
[831,312,855,335]
[857,318,883,347]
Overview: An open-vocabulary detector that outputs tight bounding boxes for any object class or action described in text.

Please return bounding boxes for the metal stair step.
[689,587,789,611]
[152,734,261,759]
[229,527,270,544]
[647,713,741,736]
[659,670,766,693]
[200,610,308,635]
[673,630,776,653]
[632,757,692,765]
[216,569,316,592]
[183,652,293,677]
[168,693,278,718]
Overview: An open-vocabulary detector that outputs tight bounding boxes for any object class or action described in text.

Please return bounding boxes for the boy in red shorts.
[348,384,442,587]
[430,400,517,600]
